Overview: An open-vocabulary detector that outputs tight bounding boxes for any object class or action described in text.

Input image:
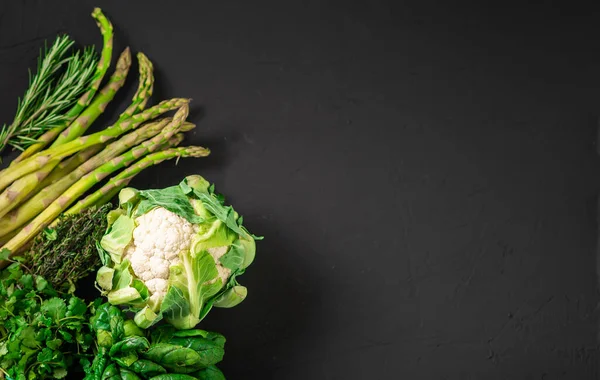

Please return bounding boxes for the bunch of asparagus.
[0,8,210,263]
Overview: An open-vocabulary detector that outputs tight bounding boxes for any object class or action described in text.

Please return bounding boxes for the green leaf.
[96,241,111,267]
[58,330,73,342]
[192,190,245,237]
[42,227,58,241]
[129,359,167,378]
[142,343,204,373]
[171,330,209,338]
[45,338,62,350]
[100,214,135,264]
[97,330,113,348]
[66,297,87,317]
[149,325,176,344]
[123,320,144,338]
[108,286,143,305]
[219,242,244,271]
[107,209,125,228]
[0,248,11,261]
[40,298,67,323]
[149,375,198,380]
[37,347,54,363]
[137,185,204,224]
[113,352,139,368]
[108,336,150,357]
[102,363,120,379]
[193,365,226,380]
[169,331,225,348]
[203,332,226,349]
[35,327,52,342]
[134,306,161,329]
[96,266,115,291]
[112,259,134,290]
[34,276,49,293]
[119,367,143,380]
[52,367,68,379]
[212,285,247,308]
[131,279,150,301]
[161,250,222,329]
[76,331,94,351]
[167,336,225,366]
[18,274,34,290]
[20,326,39,349]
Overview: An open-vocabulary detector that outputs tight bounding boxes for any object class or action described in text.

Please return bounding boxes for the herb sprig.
[0,34,98,153]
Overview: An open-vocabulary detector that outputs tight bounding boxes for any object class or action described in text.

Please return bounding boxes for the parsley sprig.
[0,251,94,380]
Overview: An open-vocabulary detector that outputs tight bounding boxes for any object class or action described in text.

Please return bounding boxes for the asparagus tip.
[117,47,132,69]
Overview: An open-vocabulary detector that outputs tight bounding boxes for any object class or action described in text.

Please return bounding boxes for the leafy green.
[100,214,135,264]
[161,250,223,330]
[129,359,167,378]
[0,248,10,261]
[219,241,245,271]
[0,262,92,380]
[84,305,227,380]
[193,366,226,380]
[212,286,248,308]
[136,185,204,224]
[167,336,225,367]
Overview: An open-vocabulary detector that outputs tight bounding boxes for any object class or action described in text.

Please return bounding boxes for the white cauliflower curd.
[124,206,232,307]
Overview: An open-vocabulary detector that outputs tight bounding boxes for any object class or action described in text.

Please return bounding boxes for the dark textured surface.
[1,1,599,379]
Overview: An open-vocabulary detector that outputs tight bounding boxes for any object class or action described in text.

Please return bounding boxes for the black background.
[1,1,600,379]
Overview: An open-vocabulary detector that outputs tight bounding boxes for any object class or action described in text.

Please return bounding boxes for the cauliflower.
[123,207,232,307]
[96,175,259,329]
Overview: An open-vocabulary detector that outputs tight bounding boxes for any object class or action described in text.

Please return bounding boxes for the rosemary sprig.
[0,34,98,153]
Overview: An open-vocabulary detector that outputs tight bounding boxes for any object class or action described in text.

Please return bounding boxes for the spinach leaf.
[193,366,226,380]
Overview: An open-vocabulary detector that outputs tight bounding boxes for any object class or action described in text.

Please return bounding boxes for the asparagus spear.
[0,48,132,219]
[39,121,193,190]
[38,145,104,188]
[0,119,175,238]
[0,105,192,257]
[113,52,154,121]
[11,8,114,162]
[52,51,154,147]
[0,98,189,192]
[68,143,209,216]
[77,133,187,211]
[50,47,133,146]
[24,52,155,199]
[63,132,187,214]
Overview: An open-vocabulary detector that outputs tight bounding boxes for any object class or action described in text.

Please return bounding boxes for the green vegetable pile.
[84,303,226,380]
[0,6,261,380]
[0,252,93,380]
